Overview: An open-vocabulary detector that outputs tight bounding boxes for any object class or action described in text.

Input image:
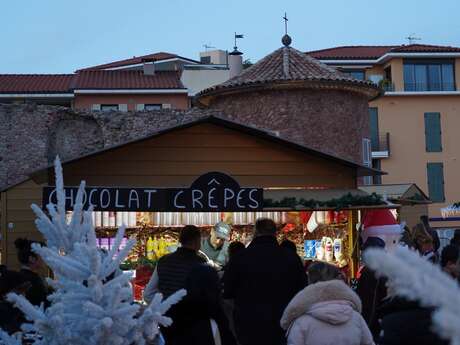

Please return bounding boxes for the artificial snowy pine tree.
[0,157,186,345]
[364,247,460,345]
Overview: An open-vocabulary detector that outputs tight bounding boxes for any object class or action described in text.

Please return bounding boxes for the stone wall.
[0,103,218,190]
[206,88,370,164]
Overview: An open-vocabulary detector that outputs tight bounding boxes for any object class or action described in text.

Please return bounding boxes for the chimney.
[142,58,155,75]
[228,47,243,78]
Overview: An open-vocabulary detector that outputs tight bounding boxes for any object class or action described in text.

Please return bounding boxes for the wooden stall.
[1,116,387,277]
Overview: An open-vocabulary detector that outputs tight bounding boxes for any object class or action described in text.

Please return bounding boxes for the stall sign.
[42,172,263,212]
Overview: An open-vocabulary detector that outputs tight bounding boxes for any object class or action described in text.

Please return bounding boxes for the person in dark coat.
[441,244,460,280]
[356,237,387,339]
[167,264,236,345]
[378,296,448,345]
[143,225,207,344]
[420,215,441,254]
[223,218,307,345]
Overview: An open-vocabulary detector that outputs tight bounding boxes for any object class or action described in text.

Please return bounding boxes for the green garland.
[263,192,384,210]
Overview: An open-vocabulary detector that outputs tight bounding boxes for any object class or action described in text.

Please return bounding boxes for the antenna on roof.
[203,44,216,51]
[405,34,421,44]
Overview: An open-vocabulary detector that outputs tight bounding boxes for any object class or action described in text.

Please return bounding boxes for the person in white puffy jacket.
[280,262,375,345]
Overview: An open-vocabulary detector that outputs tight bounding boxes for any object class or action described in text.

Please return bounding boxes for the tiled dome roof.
[197,44,381,103]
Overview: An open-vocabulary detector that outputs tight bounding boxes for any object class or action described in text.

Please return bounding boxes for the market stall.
[45,171,396,299]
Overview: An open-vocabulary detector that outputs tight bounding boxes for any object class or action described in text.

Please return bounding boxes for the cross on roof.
[283,12,288,35]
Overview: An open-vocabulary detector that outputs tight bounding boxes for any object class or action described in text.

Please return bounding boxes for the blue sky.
[1,0,459,73]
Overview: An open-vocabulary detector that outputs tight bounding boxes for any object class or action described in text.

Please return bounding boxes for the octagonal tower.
[196,36,381,164]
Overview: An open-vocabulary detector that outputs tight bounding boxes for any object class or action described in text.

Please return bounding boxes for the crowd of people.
[1,216,460,345]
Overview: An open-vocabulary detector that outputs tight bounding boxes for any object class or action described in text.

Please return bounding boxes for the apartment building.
[309,44,460,229]
[0,50,236,110]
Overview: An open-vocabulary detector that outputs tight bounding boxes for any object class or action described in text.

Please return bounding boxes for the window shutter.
[362,138,371,167]
[91,104,101,111]
[162,103,172,109]
[136,104,145,111]
[424,112,442,152]
[427,162,445,202]
[119,104,128,112]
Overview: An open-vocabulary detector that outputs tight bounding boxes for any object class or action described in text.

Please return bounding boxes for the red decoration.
[132,265,154,301]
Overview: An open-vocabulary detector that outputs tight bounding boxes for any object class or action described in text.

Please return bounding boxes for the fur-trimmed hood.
[281,280,362,330]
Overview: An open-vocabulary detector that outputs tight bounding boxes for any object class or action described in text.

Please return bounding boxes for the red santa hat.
[362,209,402,244]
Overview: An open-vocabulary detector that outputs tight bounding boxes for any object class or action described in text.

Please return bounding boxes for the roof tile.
[0,74,75,93]
[77,52,199,71]
[199,45,377,96]
[307,44,460,60]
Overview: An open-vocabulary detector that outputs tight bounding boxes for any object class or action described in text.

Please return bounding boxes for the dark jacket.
[164,264,236,345]
[0,268,48,334]
[157,247,206,298]
[356,265,387,338]
[378,297,448,345]
[223,236,307,345]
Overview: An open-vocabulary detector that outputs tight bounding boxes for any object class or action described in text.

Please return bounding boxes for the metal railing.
[371,132,390,154]
[404,82,456,92]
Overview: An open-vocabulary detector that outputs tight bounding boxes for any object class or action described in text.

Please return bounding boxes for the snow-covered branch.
[364,247,460,345]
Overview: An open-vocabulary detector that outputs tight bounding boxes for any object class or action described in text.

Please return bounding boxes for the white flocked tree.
[364,246,460,345]
[0,157,186,345]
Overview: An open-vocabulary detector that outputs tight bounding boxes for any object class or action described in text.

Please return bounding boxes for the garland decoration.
[263,192,384,210]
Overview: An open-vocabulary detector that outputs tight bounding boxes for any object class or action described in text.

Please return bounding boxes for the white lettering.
[128,190,140,209]
[192,189,204,209]
[224,188,235,208]
[66,189,74,207]
[237,189,246,209]
[174,190,186,209]
[88,189,97,208]
[48,189,56,205]
[144,189,157,208]
[115,190,125,208]
[81,190,88,205]
[100,189,111,209]
[208,187,218,209]
[248,189,260,209]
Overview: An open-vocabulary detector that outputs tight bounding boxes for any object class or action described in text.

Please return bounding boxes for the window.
[427,163,445,202]
[403,60,455,91]
[424,112,442,152]
[341,69,365,80]
[200,56,211,64]
[369,108,379,151]
[101,104,119,112]
[145,104,162,111]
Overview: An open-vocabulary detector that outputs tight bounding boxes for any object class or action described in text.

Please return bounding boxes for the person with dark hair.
[143,225,207,344]
[450,230,460,248]
[280,239,297,253]
[356,236,387,339]
[167,264,236,345]
[223,218,307,345]
[441,244,460,280]
[227,241,245,263]
[144,225,205,302]
[13,238,48,306]
[281,262,374,345]
[307,261,345,285]
[420,215,441,253]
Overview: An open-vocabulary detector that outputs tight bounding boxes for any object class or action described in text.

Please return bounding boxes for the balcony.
[372,132,390,158]
[404,82,456,92]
